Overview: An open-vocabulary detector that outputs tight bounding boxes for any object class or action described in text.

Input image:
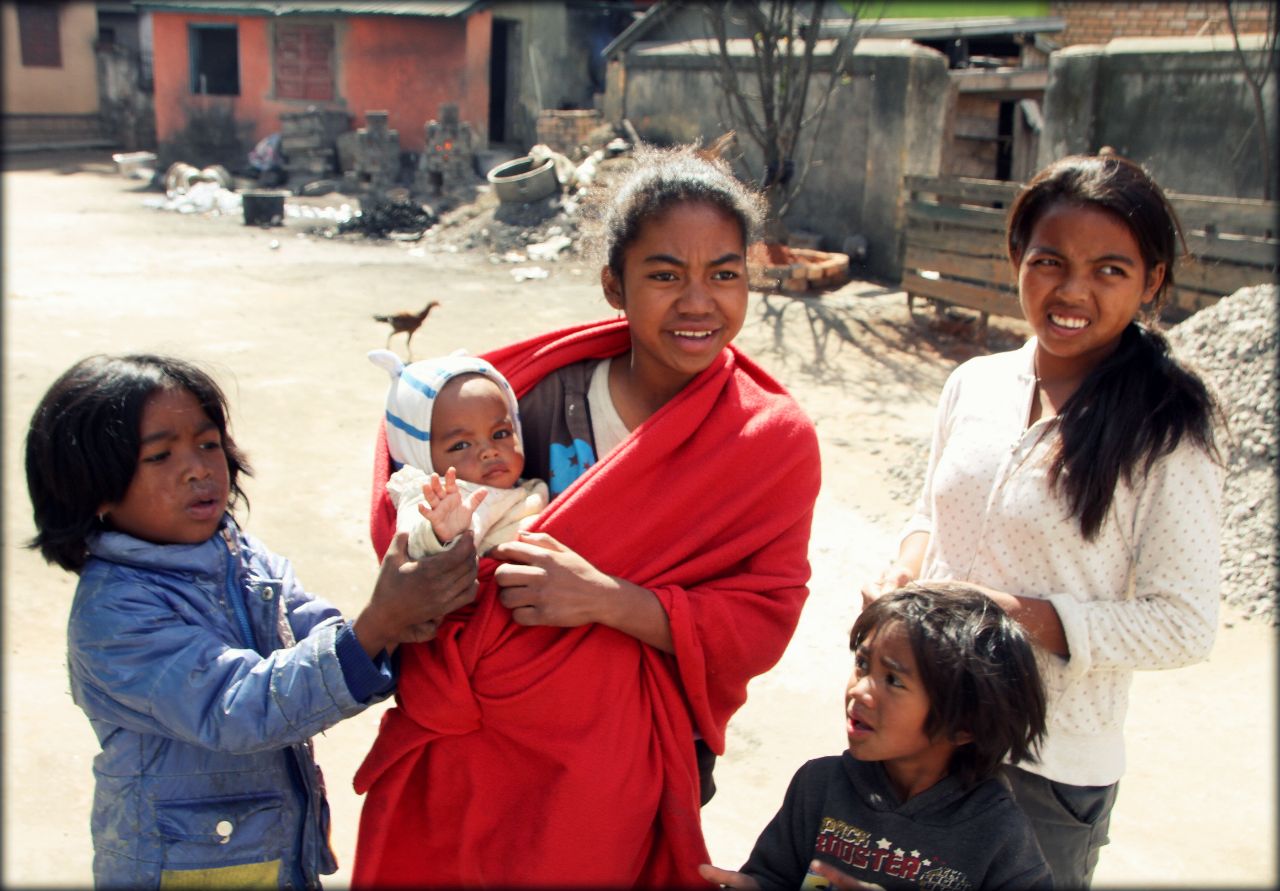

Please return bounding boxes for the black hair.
[25,354,251,573]
[1007,153,1222,539]
[850,583,1047,788]
[589,134,766,277]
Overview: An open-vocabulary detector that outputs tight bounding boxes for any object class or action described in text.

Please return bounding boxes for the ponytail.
[1049,322,1221,539]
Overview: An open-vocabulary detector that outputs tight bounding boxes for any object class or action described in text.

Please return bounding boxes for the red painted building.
[138,1,491,155]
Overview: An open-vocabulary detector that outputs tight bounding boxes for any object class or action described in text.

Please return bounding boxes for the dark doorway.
[489,18,517,146]
[996,99,1015,181]
[189,25,239,95]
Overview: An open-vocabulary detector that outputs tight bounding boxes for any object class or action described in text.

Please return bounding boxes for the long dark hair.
[1007,154,1221,539]
[25,354,252,572]
[851,583,1046,788]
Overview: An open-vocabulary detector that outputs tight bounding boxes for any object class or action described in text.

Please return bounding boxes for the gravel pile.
[884,284,1278,623]
[1167,283,1279,624]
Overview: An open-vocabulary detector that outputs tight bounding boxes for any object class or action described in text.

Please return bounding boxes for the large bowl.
[486,155,559,204]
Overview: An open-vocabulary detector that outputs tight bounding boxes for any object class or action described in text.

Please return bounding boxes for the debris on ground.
[404,153,636,266]
[300,179,342,197]
[526,234,573,262]
[417,188,578,261]
[125,131,637,267]
[248,132,285,187]
[163,161,233,193]
[112,151,158,180]
[337,195,437,239]
[143,179,243,215]
[286,203,354,224]
[529,144,578,189]
[511,266,550,282]
[1167,283,1279,624]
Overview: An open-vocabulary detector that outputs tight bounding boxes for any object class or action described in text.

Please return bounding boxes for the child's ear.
[952,730,974,746]
[601,266,624,311]
[1141,261,1167,306]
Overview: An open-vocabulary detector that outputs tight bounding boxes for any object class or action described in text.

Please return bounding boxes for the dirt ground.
[2,153,1275,888]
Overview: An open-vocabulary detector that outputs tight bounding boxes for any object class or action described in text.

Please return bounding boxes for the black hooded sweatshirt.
[741,752,1052,890]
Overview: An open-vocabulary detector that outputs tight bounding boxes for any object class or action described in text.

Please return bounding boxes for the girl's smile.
[603,200,749,416]
[1015,202,1164,383]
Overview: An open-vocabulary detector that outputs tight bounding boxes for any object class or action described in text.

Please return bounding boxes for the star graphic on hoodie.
[876,838,892,850]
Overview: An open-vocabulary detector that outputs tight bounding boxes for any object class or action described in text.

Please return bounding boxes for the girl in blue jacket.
[25,353,478,889]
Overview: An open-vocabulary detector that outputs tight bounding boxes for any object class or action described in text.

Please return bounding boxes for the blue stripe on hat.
[400,368,439,399]
[386,409,430,441]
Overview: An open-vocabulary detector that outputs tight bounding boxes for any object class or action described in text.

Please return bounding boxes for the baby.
[370,349,548,558]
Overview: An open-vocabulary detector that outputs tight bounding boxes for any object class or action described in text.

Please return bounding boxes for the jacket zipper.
[218,529,322,885]
[220,526,321,886]
[220,527,256,650]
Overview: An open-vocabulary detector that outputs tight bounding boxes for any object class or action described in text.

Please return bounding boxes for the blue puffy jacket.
[68,517,387,889]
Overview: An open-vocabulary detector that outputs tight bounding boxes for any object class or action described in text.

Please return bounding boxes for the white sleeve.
[386,466,447,558]
[1048,440,1223,677]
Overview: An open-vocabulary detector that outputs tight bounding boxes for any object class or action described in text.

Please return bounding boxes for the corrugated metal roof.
[606,7,1065,58]
[134,1,482,17]
[825,16,1065,40]
[601,1,671,60]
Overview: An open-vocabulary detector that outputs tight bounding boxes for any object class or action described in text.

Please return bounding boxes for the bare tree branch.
[1224,0,1278,198]
[708,3,768,149]
[705,0,864,236]
[781,5,867,218]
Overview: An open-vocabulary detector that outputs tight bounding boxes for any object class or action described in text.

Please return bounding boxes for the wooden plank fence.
[901,174,1279,327]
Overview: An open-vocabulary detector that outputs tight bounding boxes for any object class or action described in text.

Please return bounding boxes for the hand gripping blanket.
[354,319,820,889]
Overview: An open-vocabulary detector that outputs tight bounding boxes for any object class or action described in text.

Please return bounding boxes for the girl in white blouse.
[862,153,1224,889]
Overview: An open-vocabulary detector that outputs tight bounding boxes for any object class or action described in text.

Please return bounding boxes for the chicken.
[373,301,440,357]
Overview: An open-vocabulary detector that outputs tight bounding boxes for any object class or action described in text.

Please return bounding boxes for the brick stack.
[535,109,603,159]
[748,244,851,295]
[344,110,400,193]
[1050,1,1275,47]
[416,103,476,198]
[279,106,350,179]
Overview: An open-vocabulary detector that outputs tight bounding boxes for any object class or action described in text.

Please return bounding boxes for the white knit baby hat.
[368,348,522,475]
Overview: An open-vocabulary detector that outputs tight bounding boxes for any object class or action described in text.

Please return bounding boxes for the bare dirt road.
[3,153,1274,888]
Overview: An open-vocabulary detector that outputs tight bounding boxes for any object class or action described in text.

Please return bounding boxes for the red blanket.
[353,319,820,888]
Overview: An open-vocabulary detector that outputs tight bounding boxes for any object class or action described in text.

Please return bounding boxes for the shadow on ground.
[748,285,1029,402]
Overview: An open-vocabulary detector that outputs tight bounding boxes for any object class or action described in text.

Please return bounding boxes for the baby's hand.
[418,467,488,544]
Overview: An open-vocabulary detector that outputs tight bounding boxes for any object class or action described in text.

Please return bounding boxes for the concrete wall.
[97,41,155,150]
[1040,35,1278,199]
[2,1,100,115]
[614,38,950,283]
[488,1,598,149]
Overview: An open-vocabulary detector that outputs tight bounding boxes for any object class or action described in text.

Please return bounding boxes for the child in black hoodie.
[701,583,1051,891]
